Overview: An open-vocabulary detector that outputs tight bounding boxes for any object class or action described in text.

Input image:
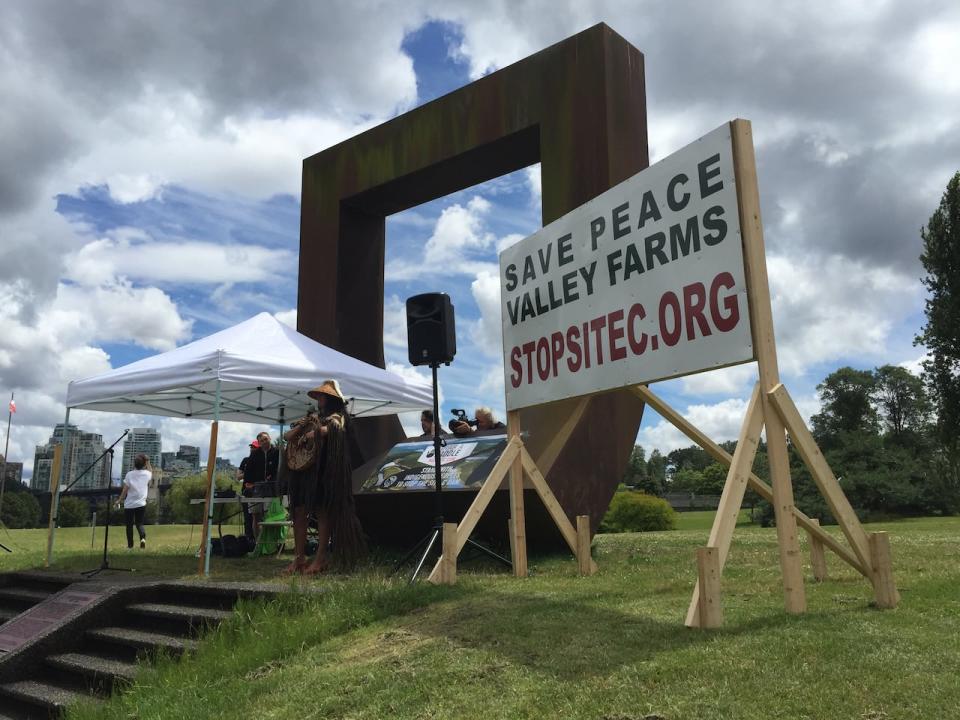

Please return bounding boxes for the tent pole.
[277,406,285,495]
[198,380,221,577]
[45,407,71,567]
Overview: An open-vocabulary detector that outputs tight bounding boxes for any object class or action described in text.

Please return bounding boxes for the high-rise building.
[121,428,162,476]
[31,423,80,491]
[176,445,200,473]
[214,456,236,473]
[69,432,111,490]
[0,454,23,487]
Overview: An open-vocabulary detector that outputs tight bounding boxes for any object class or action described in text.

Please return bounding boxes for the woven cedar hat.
[307,379,345,403]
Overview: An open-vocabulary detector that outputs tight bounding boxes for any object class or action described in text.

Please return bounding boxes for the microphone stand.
[64,430,134,577]
[395,363,512,583]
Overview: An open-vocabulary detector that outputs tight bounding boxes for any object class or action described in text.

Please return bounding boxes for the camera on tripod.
[449,408,477,432]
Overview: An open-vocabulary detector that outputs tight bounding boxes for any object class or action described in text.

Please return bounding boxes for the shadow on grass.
[397,584,798,681]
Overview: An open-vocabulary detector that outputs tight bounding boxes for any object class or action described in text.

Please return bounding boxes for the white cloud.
[524,165,542,207]
[768,253,920,375]
[56,282,191,352]
[638,397,751,455]
[274,308,297,328]
[468,270,503,358]
[383,295,409,350]
[67,235,295,287]
[679,364,758,396]
[424,196,495,264]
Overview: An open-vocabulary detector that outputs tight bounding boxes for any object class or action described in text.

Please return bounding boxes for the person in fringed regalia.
[282,379,365,574]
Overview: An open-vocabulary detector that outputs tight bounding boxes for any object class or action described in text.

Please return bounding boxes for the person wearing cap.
[282,379,365,575]
[243,433,280,539]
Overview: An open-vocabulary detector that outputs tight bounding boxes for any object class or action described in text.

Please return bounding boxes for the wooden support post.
[685,384,762,626]
[768,383,874,578]
[438,523,458,585]
[633,384,868,578]
[197,420,219,576]
[44,444,64,568]
[808,518,827,582]
[869,532,898,609]
[576,515,594,576]
[507,410,528,577]
[732,118,805,614]
[426,439,520,583]
[697,547,723,629]
[519,447,599,573]
[507,517,516,570]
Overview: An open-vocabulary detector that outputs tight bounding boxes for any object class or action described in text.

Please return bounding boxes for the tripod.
[58,430,134,577]
[396,362,512,583]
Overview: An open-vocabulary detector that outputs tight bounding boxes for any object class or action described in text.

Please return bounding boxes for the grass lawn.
[2,513,958,719]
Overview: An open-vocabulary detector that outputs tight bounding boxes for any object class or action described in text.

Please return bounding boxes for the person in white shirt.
[118,453,151,549]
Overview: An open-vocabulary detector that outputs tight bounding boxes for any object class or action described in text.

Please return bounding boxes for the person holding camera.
[450,406,506,436]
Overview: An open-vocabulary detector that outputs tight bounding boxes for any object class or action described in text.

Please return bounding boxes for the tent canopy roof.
[66,313,431,424]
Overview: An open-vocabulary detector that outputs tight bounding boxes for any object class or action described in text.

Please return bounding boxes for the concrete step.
[0,587,51,607]
[85,626,198,658]
[126,601,232,628]
[0,678,99,715]
[46,650,139,692]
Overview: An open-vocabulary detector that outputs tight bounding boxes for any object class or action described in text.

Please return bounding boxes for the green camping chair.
[251,498,291,556]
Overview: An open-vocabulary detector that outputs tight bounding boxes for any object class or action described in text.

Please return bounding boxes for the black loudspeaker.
[406,293,456,366]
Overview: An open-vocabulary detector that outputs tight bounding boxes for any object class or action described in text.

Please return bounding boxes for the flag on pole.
[8,400,14,414]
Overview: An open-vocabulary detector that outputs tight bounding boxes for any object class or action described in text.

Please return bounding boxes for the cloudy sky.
[1,1,957,481]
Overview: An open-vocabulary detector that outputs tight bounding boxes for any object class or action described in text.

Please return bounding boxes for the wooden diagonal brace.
[519,447,599,574]
[685,383,763,627]
[633,384,868,578]
[767,384,873,576]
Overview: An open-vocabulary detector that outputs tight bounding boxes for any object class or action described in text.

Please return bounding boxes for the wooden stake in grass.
[869,532,898,609]
[808,519,828,582]
[576,515,594,576]
[439,522,457,585]
[507,410,528,578]
[697,546,723,629]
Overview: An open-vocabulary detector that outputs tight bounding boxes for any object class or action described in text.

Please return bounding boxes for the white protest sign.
[417,441,478,466]
[500,123,754,411]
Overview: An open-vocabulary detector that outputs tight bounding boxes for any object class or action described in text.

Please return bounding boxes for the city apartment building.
[121,428,162,475]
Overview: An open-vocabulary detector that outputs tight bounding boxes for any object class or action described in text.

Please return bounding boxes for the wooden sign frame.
[430,119,898,629]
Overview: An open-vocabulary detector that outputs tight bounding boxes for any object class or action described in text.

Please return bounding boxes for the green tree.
[667,445,712,472]
[917,171,960,507]
[1,492,41,528]
[811,367,878,448]
[58,496,91,527]
[873,365,932,442]
[646,449,668,491]
[669,467,704,494]
[622,445,647,485]
[166,473,235,524]
[699,463,728,495]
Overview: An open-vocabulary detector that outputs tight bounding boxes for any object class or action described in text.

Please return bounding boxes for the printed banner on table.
[358,435,509,493]
[500,122,755,410]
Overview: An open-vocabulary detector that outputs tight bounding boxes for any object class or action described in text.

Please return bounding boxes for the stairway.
[0,584,243,720]
[0,576,72,628]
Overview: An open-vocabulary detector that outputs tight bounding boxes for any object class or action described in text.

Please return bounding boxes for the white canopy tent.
[50,312,431,574]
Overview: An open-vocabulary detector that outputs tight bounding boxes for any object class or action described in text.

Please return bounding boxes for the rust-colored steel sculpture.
[299,23,649,542]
